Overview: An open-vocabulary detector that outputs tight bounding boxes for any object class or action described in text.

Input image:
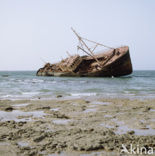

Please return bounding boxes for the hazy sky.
[0,0,155,70]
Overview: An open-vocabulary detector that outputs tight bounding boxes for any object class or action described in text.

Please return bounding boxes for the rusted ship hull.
[36,46,132,77]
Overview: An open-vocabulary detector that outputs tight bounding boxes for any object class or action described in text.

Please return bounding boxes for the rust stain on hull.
[36,29,133,77]
[37,46,132,77]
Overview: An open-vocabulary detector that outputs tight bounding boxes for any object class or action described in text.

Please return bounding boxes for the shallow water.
[49,151,120,156]
[114,120,155,136]
[100,123,115,129]
[50,108,60,111]
[92,101,112,105]
[150,109,155,112]
[52,119,71,125]
[0,70,155,100]
[13,103,30,107]
[18,141,29,147]
[0,110,46,122]
[116,124,155,136]
[83,108,97,113]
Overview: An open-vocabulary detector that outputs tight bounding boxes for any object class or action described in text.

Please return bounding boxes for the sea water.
[0,70,155,100]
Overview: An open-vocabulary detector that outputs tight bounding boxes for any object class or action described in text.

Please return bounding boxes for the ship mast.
[71,27,114,67]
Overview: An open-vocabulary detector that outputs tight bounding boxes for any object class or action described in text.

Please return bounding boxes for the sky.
[0,0,155,70]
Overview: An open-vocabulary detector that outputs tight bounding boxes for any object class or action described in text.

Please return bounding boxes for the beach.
[0,71,155,155]
[0,97,155,156]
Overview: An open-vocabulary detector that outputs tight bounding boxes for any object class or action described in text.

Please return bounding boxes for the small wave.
[22,92,40,96]
[32,79,44,83]
[0,94,23,99]
[1,94,13,98]
[23,79,44,83]
[71,93,97,97]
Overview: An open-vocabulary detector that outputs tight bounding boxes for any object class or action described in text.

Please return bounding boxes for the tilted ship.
[36,28,132,77]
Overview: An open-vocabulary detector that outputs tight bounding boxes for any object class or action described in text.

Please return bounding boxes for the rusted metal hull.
[36,46,133,77]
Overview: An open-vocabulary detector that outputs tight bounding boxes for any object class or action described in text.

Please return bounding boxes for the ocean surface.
[0,70,155,100]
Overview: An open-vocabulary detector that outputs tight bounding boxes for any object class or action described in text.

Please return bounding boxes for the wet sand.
[0,97,155,156]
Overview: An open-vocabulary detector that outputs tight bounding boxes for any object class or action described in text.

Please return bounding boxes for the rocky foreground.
[0,97,154,156]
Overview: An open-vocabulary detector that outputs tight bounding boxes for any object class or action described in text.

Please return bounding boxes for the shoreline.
[0,97,155,155]
[1,92,155,102]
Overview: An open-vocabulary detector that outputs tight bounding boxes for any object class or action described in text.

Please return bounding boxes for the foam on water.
[71,93,97,97]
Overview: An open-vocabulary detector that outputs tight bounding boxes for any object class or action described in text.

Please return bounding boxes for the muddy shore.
[0,97,155,156]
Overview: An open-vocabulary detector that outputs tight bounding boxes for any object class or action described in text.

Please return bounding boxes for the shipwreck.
[36,28,132,77]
